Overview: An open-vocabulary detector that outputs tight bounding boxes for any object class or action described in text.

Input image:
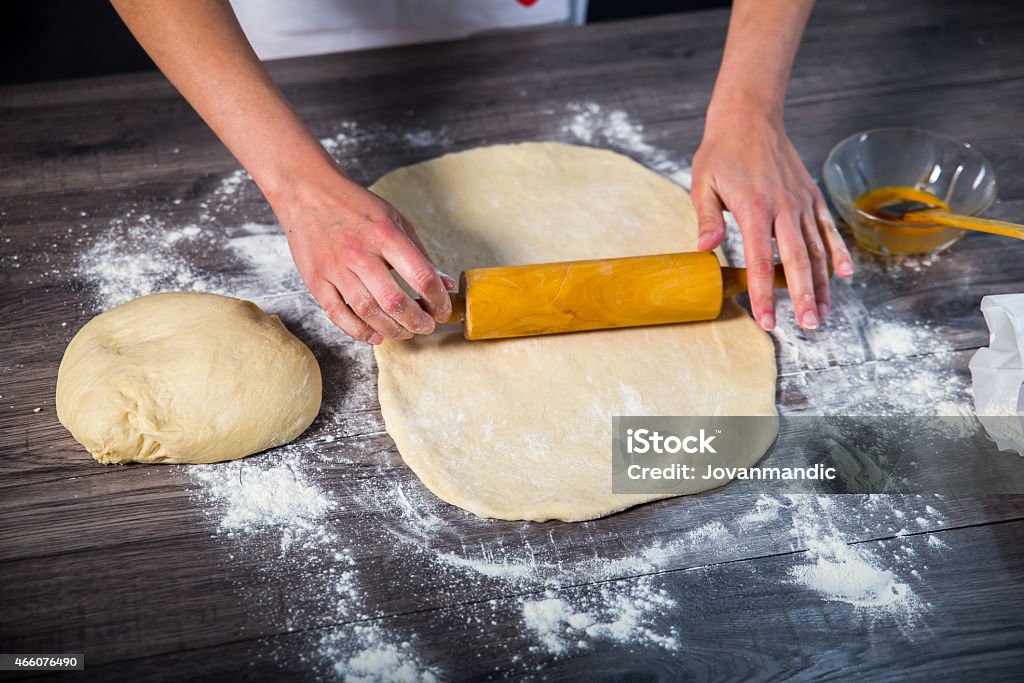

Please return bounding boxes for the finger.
[396,213,458,291]
[355,258,436,336]
[735,207,777,331]
[814,197,854,278]
[801,211,831,322]
[336,269,413,340]
[774,212,819,330]
[693,181,727,251]
[382,222,452,323]
[396,212,430,258]
[314,279,382,345]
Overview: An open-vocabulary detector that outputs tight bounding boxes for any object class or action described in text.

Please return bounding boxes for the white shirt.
[230,0,588,61]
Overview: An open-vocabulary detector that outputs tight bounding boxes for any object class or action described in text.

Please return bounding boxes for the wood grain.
[2,0,1024,679]
[461,252,723,339]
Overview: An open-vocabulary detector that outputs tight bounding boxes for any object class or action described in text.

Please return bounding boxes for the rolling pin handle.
[445,289,466,324]
[720,264,789,299]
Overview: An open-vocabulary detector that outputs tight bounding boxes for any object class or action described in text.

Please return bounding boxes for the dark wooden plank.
[14,519,1022,681]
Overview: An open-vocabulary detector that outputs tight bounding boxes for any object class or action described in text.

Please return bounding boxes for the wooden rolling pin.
[444,251,786,340]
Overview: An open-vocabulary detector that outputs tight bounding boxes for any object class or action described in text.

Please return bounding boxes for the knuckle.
[776,192,798,211]
[380,291,407,316]
[749,258,776,277]
[745,193,771,215]
[806,238,826,258]
[337,246,362,266]
[338,244,367,267]
[786,252,812,272]
[817,206,838,228]
[350,295,377,319]
[323,302,347,322]
[363,219,397,250]
[698,214,723,230]
[409,267,438,291]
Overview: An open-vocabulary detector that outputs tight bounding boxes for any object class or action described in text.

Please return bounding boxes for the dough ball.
[56,292,322,464]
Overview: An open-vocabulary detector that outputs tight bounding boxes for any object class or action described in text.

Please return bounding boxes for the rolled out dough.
[56,292,322,464]
[371,142,778,522]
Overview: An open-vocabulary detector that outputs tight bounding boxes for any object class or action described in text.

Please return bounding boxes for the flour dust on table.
[63,110,951,678]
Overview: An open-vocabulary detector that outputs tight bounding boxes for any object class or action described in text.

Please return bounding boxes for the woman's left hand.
[691,112,854,332]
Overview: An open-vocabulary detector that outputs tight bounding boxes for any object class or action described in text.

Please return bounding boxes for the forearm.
[110,0,332,200]
[112,1,453,340]
[706,0,814,129]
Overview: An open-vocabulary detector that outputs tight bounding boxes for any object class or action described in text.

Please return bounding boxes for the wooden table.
[2,0,1023,679]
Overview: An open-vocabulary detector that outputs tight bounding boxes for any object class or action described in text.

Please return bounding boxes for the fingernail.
[818,302,830,320]
[415,319,434,334]
[437,270,457,290]
[838,261,854,277]
[760,313,775,331]
[802,310,819,330]
[368,333,383,345]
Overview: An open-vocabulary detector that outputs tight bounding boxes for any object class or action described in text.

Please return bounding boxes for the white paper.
[969,294,1024,454]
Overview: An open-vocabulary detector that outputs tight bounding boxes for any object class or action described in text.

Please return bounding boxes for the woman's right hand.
[110,1,454,346]
[269,161,455,345]
[109,1,455,345]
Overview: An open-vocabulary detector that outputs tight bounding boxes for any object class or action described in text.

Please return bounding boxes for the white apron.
[230,0,588,60]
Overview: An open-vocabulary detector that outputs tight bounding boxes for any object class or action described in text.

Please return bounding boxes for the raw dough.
[371,142,778,522]
[56,292,322,464]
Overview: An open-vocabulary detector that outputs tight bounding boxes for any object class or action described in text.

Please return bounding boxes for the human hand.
[691,113,854,331]
[270,163,455,344]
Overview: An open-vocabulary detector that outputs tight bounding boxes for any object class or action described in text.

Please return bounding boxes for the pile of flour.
[67,104,959,679]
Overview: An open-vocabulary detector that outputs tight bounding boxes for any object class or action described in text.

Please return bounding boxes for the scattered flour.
[791,545,913,610]
[187,444,436,679]
[521,579,678,656]
[190,453,335,533]
[869,320,932,358]
[560,102,692,188]
[770,290,972,418]
[320,626,439,683]
[786,495,928,627]
[80,214,225,309]
[319,121,449,159]
[214,169,249,197]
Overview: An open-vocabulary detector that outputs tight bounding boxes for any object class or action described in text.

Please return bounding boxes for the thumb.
[693,181,727,251]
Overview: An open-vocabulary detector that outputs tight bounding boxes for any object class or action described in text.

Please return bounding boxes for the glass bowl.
[823,128,997,256]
